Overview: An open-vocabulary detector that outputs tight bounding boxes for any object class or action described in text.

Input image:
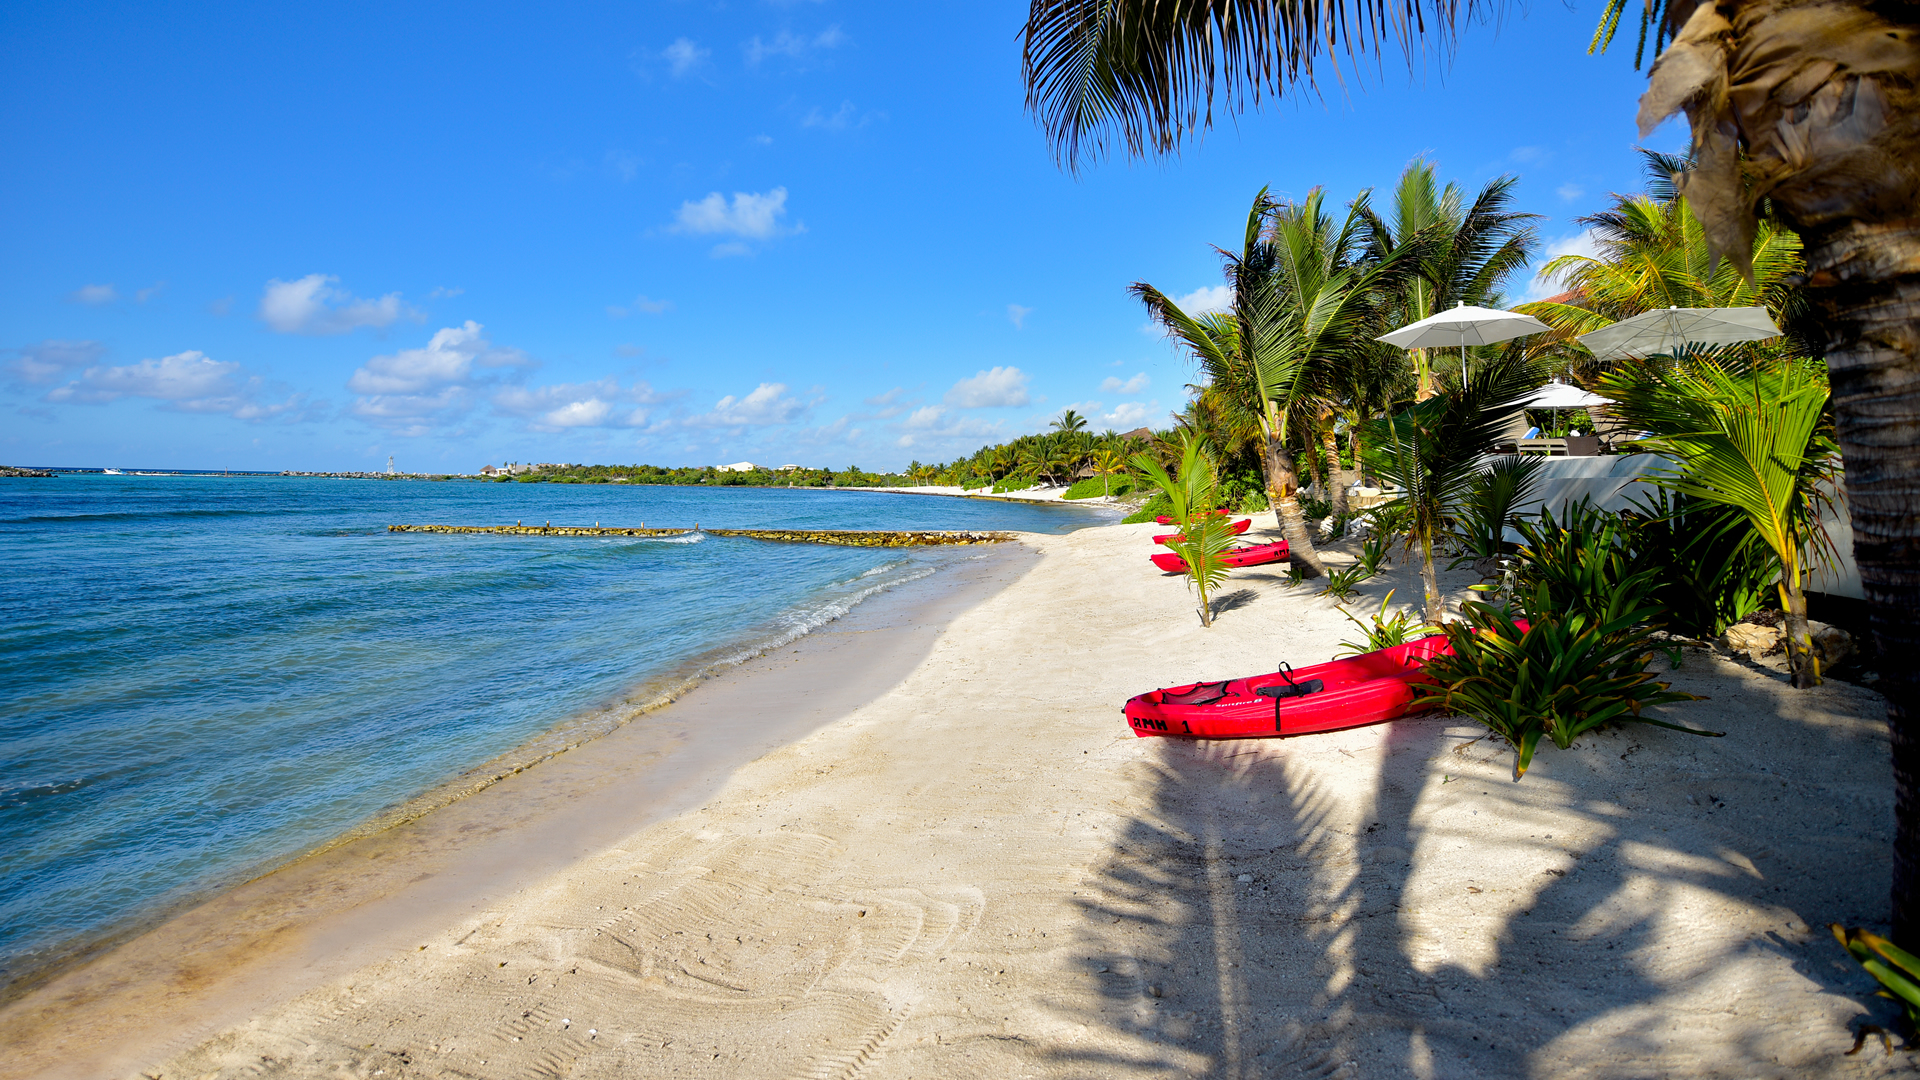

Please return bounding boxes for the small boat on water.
[1154,509,1229,526]
[1152,518,1251,545]
[102,469,123,475]
[1122,626,1523,739]
[1150,539,1289,573]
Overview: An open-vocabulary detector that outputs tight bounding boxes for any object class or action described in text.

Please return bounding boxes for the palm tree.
[1516,157,1809,353]
[1023,0,1920,945]
[1365,351,1543,623]
[1133,433,1237,626]
[1136,187,1412,575]
[1595,352,1837,688]
[1051,408,1090,433]
[1361,161,1540,400]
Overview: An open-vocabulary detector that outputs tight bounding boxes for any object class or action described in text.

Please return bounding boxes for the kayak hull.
[1121,626,1524,740]
[1152,518,1252,544]
[1154,510,1230,526]
[1150,539,1289,573]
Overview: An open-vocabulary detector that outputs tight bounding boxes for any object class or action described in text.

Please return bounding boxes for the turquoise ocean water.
[0,475,1105,988]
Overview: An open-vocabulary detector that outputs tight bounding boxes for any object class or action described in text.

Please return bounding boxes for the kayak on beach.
[1121,625,1525,739]
[1149,539,1289,573]
[1151,517,1251,544]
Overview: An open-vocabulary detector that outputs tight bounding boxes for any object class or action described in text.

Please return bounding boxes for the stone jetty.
[387,524,1013,547]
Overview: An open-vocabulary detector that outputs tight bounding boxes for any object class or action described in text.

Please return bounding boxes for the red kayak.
[1151,539,1289,573]
[1123,624,1527,739]
[1154,510,1230,526]
[1153,518,1252,544]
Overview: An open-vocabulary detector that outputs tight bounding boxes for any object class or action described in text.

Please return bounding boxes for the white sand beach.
[0,519,1901,1079]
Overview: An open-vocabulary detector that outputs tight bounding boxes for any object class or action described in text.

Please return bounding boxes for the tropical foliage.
[1133,435,1236,627]
[1595,352,1838,687]
[1416,583,1715,779]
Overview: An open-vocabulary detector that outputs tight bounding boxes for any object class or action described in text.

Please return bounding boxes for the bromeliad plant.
[1512,499,1643,629]
[1414,582,1717,779]
[1448,454,1546,569]
[1833,924,1920,1049]
[1336,590,1438,657]
[1134,434,1237,627]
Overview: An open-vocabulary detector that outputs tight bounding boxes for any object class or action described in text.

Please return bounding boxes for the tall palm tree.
[1361,161,1540,399]
[1051,408,1090,433]
[1136,187,1409,574]
[1023,0,1920,942]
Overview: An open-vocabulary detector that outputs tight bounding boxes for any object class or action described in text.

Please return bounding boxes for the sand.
[1,518,1905,1079]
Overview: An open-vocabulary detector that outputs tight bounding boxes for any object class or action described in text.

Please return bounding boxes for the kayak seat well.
[1257,678,1324,700]
[1159,681,1231,706]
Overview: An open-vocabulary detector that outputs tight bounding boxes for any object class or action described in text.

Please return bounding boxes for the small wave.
[14,508,261,525]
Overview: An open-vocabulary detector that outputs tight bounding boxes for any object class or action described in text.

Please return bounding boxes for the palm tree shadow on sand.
[1046,670,1898,1079]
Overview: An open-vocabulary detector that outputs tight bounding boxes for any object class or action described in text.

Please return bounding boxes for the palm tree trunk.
[1261,433,1325,577]
[1804,219,1920,942]
[1417,527,1443,625]
[1412,348,1437,402]
[1776,578,1819,689]
[1323,426,1349,517]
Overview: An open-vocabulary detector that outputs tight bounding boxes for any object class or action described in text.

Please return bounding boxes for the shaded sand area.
[2,520,1904,1078]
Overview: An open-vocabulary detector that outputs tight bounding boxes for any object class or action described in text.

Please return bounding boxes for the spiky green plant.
[1133,434,1234,627]
[1319,561,1375,600]
[1448,454,1546,568]
[1833,924,1920,1045]
[1336,590,1439,657]
[1415,583,1715,779]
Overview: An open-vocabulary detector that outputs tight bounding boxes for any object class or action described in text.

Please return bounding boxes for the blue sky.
[1,1,1684,473]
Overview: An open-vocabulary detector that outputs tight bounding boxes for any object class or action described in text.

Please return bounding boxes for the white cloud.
[687,382,808,427]
[1524,229,1605,302]
[1556,183,1586,202]
[1006,304,1032,329]
[136,281,165,303]
[492,377,662,431]
[606,294,673,318]
[1101,372,1149,394]
[4,340,107,386]
[42,349,306,421]
[944,366,1030,408]
[801,101,858,131]
[346,322,533,434]
[745,26,844,65]
[904,404,946,428]
[429,286,464,299]
[259,274,418,334]
[672,187,796,240]
[69,284,117,305]
[1100,401,1154,428]
[663,37,709,77]
[1174,284,1232,315]
[861,386,915,418]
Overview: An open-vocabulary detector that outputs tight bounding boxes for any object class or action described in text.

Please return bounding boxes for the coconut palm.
[1051,408,1090,433]
[1595,351,1838,687]
[1136,187,1413,575]
[1364,350,1543,623]
[1516,159,1810,354]
[1360,162,1540,400]
[1023,0,1920,944]
[1132,433,1237,626]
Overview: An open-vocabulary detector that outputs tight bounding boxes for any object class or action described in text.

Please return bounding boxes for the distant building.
[1121,427,1155,441]
[717,462,759,473]
[480,465,501,476]
[778,464,801,471]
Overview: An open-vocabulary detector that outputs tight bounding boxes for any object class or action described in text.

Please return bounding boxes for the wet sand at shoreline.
[2,520,1904,1079]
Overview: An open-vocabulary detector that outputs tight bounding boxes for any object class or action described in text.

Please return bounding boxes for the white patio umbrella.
[1577,305,1781,361]
[1518,381,1607,409]
[1377,301,1553,383]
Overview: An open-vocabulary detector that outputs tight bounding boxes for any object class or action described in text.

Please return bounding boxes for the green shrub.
[1448,455,1545,568]
[993,477,1036,494]
[1414,583,1715,779]
[1318,561,1374,599]
[1512,500,1652,629]
[1619,489,1777,638]
[1122,491,1173,524]
[1357,529,1393,574]
[961,476,991,491]
[1300,495,1333,520]
[1063,476,1134,500]
[1336,590,1438,657]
